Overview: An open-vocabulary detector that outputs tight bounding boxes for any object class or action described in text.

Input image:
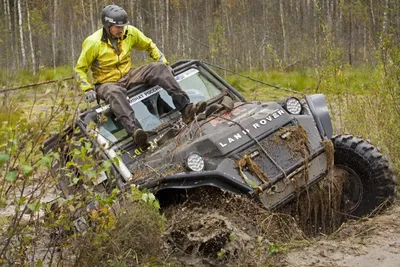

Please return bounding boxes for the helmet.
[101,5,129,27]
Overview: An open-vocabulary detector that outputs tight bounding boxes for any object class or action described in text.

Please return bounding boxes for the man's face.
[109,25,124,38]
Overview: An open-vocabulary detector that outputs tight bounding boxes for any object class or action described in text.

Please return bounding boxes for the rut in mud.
[159,183,346,266]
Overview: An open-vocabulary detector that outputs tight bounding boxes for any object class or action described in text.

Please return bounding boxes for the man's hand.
[84,89,97,103]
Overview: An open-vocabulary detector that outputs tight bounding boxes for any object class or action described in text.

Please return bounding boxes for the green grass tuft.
[0,66,74,88]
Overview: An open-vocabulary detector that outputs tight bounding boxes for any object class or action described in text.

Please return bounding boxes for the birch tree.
[17,0,27,68]
[51,0,57,71]
[69,2,75,69]
[279,0,287,63]
[2,0,12,70]
[26,0,36,74]
[380,0,389,43]
[89,0,95,33]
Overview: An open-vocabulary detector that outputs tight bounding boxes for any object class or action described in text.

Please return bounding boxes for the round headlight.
[284,97,302,115]
[185,153,205,172]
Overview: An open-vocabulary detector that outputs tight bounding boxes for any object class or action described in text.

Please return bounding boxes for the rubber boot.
[133,128,150,150]
[181,101,207,124]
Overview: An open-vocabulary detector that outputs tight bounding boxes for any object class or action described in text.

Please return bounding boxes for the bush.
[0,83,167,266]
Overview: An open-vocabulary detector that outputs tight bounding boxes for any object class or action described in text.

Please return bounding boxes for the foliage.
[309,21,400,176]
[0,82,167,266]
[0,95,71,265]
[267,242,285,255]
[67,187,165,266]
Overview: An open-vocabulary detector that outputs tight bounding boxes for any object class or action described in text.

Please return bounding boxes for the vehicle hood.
[131,101,293,167]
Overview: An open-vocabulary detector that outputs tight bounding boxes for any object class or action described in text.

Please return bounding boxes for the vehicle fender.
[305,94,333,139]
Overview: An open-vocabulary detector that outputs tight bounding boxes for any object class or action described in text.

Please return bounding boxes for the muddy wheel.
[332,135,397,217]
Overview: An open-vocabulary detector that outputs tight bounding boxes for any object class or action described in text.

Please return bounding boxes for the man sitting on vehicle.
[75,4,205,149]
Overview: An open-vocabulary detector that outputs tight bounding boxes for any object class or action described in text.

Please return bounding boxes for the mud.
[161,187,305,266]
[281,205,400,267]
[161,187,400,267]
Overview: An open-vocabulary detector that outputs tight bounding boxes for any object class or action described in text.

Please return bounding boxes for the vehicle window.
[176,68,222,103]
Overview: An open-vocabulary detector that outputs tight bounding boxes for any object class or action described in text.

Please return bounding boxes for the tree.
[17,0,27,69]
[26,0,36,74]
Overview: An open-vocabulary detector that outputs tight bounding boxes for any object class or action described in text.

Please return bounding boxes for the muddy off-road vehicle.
[43,60,397,219]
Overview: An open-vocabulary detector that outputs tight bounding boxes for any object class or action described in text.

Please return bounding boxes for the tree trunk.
[313,0,318,67]
[13,0,19,70]
[363,21,367,63]
[17,0,27,68]
[153,1,157,43]
[177,5,181,57]
[70,4,75,69]
[160,1,164,51]
[185,0,189,58]
[166,0,169,50]
[280,0,287,63]
[262,0,268,72]
[26,0,36,74]
[89,0,95,33]
[348,9,352,65]
[3,0,11,71]
[369,0,377,50]
[4,0,12,31]
[380,0,389,43]
[52,0,58,72]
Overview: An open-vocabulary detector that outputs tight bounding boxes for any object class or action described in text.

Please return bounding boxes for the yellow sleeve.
[74,38,99,91]
[131,28,169,64]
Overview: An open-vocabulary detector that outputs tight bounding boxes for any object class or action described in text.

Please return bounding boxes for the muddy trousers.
[96,62,190,135]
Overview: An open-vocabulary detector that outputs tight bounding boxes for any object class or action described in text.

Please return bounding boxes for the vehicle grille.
[238,131,306,180]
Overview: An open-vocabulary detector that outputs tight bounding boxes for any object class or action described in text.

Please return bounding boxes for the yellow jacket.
[75,26,167,91]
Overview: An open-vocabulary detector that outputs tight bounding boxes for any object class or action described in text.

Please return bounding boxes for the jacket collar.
[101,28,109,43]
[101,27,128,43]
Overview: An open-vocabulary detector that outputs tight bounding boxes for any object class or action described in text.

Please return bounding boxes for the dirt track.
[281,204,400,267]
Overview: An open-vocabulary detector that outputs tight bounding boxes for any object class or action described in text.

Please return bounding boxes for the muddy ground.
[161,188,400,267]
[281,204,400,267]
[2,180,398,266]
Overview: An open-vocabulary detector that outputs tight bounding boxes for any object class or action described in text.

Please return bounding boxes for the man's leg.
[125,63,206,123]
[96,83,149,149]
[124,63,190,111]
[96,83,135,135]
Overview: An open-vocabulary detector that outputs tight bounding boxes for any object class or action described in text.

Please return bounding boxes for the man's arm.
[74,38,99,91]
[131,27,168,64]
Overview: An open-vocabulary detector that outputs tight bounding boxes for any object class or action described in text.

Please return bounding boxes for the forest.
[1,0,399,74]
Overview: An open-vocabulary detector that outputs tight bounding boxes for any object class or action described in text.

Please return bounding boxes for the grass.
[221,69,316,101]
[221,66,381,99]
[0,66,74,88]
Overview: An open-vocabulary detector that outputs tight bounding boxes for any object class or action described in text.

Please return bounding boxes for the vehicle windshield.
[90,67,223,143]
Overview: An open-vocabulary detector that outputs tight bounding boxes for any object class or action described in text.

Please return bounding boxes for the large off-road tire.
[332,135,397,217]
